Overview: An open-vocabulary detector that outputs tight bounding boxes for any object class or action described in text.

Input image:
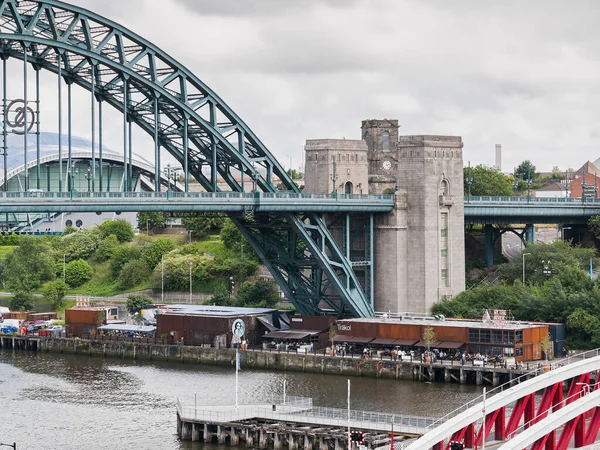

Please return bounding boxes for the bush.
[141,238,176,270]
[42,280,69,310]
[10,290,34,311]
[5,237,55,293]
[96,235,119,261]
[119,260,151,289]
[126,293,154,315]
[99,219,134,243]
[58,227,102,261]
[65,259,93,287]
[236,280,279,308]
[110,245,141,277]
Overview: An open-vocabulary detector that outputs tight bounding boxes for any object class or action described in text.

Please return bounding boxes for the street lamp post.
[63,254,66,282]
[85,167,91,192]
[189,261,193,304]
[522,252,531,284]
[161,254,164,303]
[146,218,150,235]
[526,166,532,203]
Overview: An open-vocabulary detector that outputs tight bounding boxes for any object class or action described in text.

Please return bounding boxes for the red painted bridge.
[404,350,600,450]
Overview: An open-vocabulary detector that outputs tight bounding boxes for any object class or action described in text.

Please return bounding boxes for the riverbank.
[1,335,539,386]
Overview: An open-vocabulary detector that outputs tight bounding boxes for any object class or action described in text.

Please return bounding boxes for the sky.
[11,0,600,172]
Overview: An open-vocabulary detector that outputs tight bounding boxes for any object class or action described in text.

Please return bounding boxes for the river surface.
[0,349,482,449]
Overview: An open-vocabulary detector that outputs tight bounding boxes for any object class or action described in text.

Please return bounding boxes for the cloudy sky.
[22,0,600,172]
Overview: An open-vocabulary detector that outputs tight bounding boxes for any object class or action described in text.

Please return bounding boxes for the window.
[516,330,523,344]
[492,330,503,344]
[441,269,447,278]
[441,249,448,257]
[382,131,391,152]
[516,347,523,356]
[480,329,491,343]
[440,180,450,196]
[468,329,479,342]
[441,228,448,237]
[345,182,353,195]
[503,331,513,345]
[315,153,318,162]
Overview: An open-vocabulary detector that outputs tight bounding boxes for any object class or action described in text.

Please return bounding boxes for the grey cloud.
[177,0,358,17]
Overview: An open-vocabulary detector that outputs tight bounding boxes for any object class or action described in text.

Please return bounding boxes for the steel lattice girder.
[0,0,374,317]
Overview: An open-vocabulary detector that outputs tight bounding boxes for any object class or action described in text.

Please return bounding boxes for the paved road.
[502,226,560,261]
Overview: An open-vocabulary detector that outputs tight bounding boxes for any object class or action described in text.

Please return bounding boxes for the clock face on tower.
[382,160,392,171]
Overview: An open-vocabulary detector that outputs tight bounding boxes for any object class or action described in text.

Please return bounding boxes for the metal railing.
[467,196,600,205]
[422,348,600,432]
[176,396,433,434]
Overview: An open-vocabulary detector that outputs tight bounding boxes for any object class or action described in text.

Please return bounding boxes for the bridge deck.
[0,191,394,213]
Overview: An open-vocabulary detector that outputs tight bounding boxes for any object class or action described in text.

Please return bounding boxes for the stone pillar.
[231,427,239,445]
[444,369,450,383]
[181,422,192,440]
[493,371,499,387]
[460,368,466,385]
[304,435,312,450]
[192,423,200,442]
[246,428,254,447]
[204,424,211,443]
[476,371,483,386]
[289,434,298,450]
[335,438,341,450]
[133,345,136,360]
[259,430,268,449]
[319,437,328,450]
[218,425,226,444]
[274,432,282,450]
[484,224,495,267]
[177,414,182,437]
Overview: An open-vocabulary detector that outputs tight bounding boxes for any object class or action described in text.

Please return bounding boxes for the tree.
[329,323,337,350]
[206,290,234,307]
[182,213,226,238]
[541,333,553,361]
[96,234,119,261]
[10,290,34,311]
[551,166,565,181]
[464,165,513,196]
[99,219,134,243]
[141,238,176,270]
[137,211,168,231]
[588,216,600,240]
[110,245,142,277]
[58,227,102,262]
[287,168,302,180]
[422,326,437,354]
[236,280,279,308]
[64,259,93,287]
[119,260,151,289]
[5,237,55,293]
[515,160,538,181]
[126,293,153,315]
[42,280,69,310]
[220,219,257,260]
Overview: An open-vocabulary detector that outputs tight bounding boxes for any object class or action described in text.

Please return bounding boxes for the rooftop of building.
[152,304,277,318]
[341,315,547,330]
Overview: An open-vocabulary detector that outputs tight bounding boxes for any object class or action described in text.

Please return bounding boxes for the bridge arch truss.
[0,0,375,316]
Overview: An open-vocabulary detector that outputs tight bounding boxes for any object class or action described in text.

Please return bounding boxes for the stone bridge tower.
[304,119,465,315]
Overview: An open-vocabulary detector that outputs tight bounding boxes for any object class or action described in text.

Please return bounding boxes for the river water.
[0,349,482,449]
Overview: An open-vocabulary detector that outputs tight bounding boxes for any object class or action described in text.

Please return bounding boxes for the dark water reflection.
[0,350,481,449]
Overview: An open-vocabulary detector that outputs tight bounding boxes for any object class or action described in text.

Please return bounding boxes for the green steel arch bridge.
[0,0,393,318]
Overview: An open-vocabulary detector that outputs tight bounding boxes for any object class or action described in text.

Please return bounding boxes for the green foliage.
[220,220,241,250]
[206,289,234,307]
[588,216,600,240]
[236,279,279,308]
[0,234,25,246]
[96,234,119,261]
[515,160,538,180]
[137,211,168,231]
[551,166,565,181]
[119,260,151,289]
[182,213,226,238]
[5,237,55,293]
[286,169,302,180]
[42,280,69,310]
[64,259,93,287]
[464,165,513,196]
[126,293,153,315]
[62,225,77,236]
[110,245,141,277]
[58,227,102,262]
[141,238,176,270]
[99,219,134,243]
[9,290,34,311]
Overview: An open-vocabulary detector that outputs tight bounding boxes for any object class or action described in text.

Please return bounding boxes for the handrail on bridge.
[466,195,600,205]
[423,348,600,432]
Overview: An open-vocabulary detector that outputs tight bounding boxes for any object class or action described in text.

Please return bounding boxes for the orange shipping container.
[65,309,104,326]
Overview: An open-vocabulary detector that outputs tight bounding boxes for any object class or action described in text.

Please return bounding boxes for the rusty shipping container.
[27,312,58,322]
[66,322,98,337]
[65,309,105,326]
[3,311,28,321]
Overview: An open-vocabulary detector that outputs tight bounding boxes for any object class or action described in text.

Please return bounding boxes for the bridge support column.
[484,224,494,267]
[191,423,200,442]
[476,371,483,386]
[460,368,466,384]
[444,369,450,383]
[204,424,211,442]
[493,371,499,387]
[525,224,536,243]
[217,426,226,444]
[231,427,239,445]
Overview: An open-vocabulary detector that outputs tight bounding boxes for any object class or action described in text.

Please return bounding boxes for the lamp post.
[146,218,150,235]
[161,254,164,303]
[63,254,66,282]
[522,252,531,284]
[85,167,91,192]
[330,160,338,195]
[526,166,532,203]
[513,167,519,194]
[189,261,193,304]
[466,161,473,203]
